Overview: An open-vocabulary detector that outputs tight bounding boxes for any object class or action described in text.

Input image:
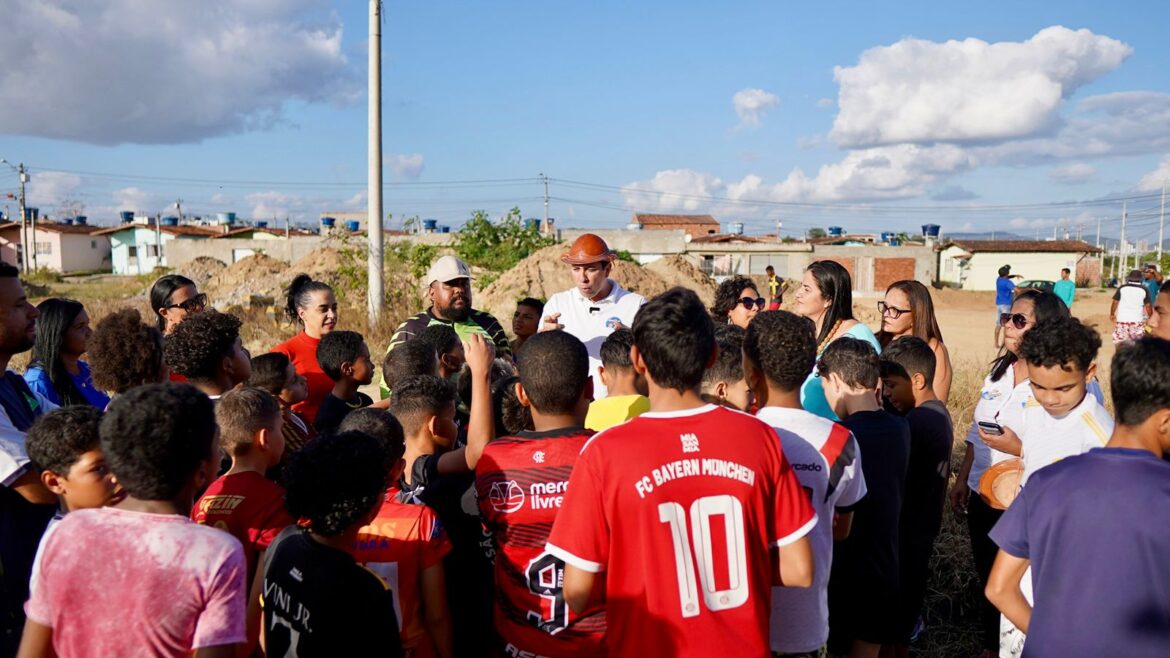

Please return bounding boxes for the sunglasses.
[168,293,208,312]
[1000,312,1030,329]
[739,297,767,310]
[878,301,911,319]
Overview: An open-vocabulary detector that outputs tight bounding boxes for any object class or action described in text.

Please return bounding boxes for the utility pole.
[541,173,549,228]
[1159,185,1166,262]
[1120,201,1128,274]
[15,164,28,273]
[367,0,385,327]
[1096,218,1101,249]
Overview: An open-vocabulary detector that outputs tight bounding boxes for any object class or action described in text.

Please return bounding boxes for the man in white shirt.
[540,234,645,398]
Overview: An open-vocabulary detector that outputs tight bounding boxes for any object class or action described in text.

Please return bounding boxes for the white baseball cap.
[425,255,472,285]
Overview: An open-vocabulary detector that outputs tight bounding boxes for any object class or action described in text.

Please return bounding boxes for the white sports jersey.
[1018,392,1113,485]
[541,280,645,398]
[756,406,867,654]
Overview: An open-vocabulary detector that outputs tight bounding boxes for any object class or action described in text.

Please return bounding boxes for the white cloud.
[112,187,154,214]
[0,0,355,145]
[24,171,82,208]
[1050,163,1096,184]
[621,169,724,211]
[246,191,300,220]
[830,26,1131,148]
[386,153,425,179]
[1137,155,1170,191]
[732,88,780,129]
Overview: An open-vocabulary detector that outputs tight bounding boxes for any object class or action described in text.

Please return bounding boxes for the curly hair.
[26,406,103,475]
[742,311,817,392]
[416,324,460,356]
[100,383,217,500]
[990,290,1073,381]
[284,431,389,536]
[316,330,367,381]
[164,311,242,382]
[1018,316,1101,373]
[703,324,746,388]
[710,276,760,321]
[495,374,533,435]
[88,309,166,394]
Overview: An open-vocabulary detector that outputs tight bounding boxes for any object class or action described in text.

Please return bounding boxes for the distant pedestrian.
[1053,268,1075,309]
[1143,263,1163,303]
[994,265,1016,348]
[766,264,785,310]
[1111,270,1153,344]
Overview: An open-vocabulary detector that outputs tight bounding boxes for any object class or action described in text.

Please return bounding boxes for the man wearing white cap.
[540,233,646,398]
[379,255,510,397]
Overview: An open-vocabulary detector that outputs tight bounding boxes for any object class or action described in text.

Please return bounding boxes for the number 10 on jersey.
[658,494,749,618]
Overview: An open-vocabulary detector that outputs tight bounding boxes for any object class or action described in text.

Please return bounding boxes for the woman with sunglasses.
[23,299,109,409]
[710,275,765,329]
[795,260,881,420]
[149,274,208,335]
[948,289,1079,658]
[875,280,953,403]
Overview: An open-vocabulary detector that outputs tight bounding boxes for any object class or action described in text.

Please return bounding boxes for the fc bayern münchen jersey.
[546,405,817,658]
[476,427,606,658]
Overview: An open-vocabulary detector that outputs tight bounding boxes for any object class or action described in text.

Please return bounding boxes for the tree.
[808,228,828,239]
[452,207,555,285]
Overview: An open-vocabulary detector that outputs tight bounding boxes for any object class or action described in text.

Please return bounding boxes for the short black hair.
[284,431,388,536]
[383,340,439,394]
[100,383,217,501]
[632,287,715,392]
[880,336,937,385]
[765,265,775,272]
[742,311,816,392]
[317,330,367,381]
[456,358,515,410]
[516,297,544,314]
[600,328,635,370]
[518,331,590,414]
[248,352,292,396]
[710,276,759,320]
[703,324,746,389]
[1018,316,1101,373]
[340,408,406,464]
[88,309,166,394]
[389,375,458,436]
[817,337,880,390]
[1061,267,1071,275]
[416,324,460,356]
[0,262,19,278]
[495,375,533,435]
[164,311,242,382]
[215,387,282,457]
[26,406,103,475]
[1111,338,1170,426]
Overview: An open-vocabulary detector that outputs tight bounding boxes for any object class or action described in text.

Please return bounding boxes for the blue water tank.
[120,211,134,223]
[881,231,896,243]
[345,220,361,232]
[162,216,179,226]
[524,218,539,230]
[828,226,844,237]
[62,218,74,226]
[321,217,336,228]
[922,224,941,238]
[256,221,269,229]
[422,219,439,231]
[75,215,87,225]
[440,225,451,234]
[26,208,39,221]
[729,222,744,235]
[889,238,901,247]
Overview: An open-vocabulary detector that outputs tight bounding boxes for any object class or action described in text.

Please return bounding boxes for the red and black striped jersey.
[476,427,606,658]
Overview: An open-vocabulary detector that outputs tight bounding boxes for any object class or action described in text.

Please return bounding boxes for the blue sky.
[1,0,1168,241]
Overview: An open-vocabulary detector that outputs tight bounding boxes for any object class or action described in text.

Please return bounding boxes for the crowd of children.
[1,257,1169,657]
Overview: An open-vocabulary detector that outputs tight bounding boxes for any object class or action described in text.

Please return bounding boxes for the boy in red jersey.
[193,387,293,653]
[344,408,454,658]
[546,287,817,658]
[477,330,606,658]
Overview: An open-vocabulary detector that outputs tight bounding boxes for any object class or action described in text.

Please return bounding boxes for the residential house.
[0,220,112,273]
[93,221,219,274]
[936,239,1103,290]
[631,213,721,239]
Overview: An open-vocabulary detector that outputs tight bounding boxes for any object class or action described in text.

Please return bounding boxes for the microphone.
[589,307,600,314]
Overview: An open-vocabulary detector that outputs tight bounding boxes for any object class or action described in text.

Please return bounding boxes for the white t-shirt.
[1018,392,1113,485]
[28,511,64,594]
[757,406,867,654]
[965,365,1025,489]
[541,280,645,398]
[1113,283,1151,323]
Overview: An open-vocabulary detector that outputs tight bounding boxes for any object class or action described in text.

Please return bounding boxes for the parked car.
[1014,279,1055,294]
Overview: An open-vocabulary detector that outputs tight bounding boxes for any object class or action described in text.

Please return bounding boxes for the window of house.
[35,242,51,255]
[91,240,96,249]
[128,246,138,258]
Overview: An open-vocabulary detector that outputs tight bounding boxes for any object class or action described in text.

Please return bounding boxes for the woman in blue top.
[795,260,881,419]
[24,299,109,408]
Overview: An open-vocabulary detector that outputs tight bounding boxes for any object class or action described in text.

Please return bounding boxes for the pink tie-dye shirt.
[25,506,246,657]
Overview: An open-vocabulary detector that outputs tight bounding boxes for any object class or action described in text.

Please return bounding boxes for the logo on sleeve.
[488,481,526,514]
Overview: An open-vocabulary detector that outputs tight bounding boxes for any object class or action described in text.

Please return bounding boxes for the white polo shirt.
[541,280,645,398]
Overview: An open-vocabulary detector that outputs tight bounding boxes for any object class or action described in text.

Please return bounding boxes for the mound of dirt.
[178,256,227,287]
[476,244,680,332]
[205,254,290,309]
[645,256,716,306]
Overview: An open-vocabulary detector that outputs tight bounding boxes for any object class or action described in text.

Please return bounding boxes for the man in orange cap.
[540,233,645,398]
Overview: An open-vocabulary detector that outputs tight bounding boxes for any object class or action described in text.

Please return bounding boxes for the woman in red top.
[150,274,208,383]
[271,273,338,424]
